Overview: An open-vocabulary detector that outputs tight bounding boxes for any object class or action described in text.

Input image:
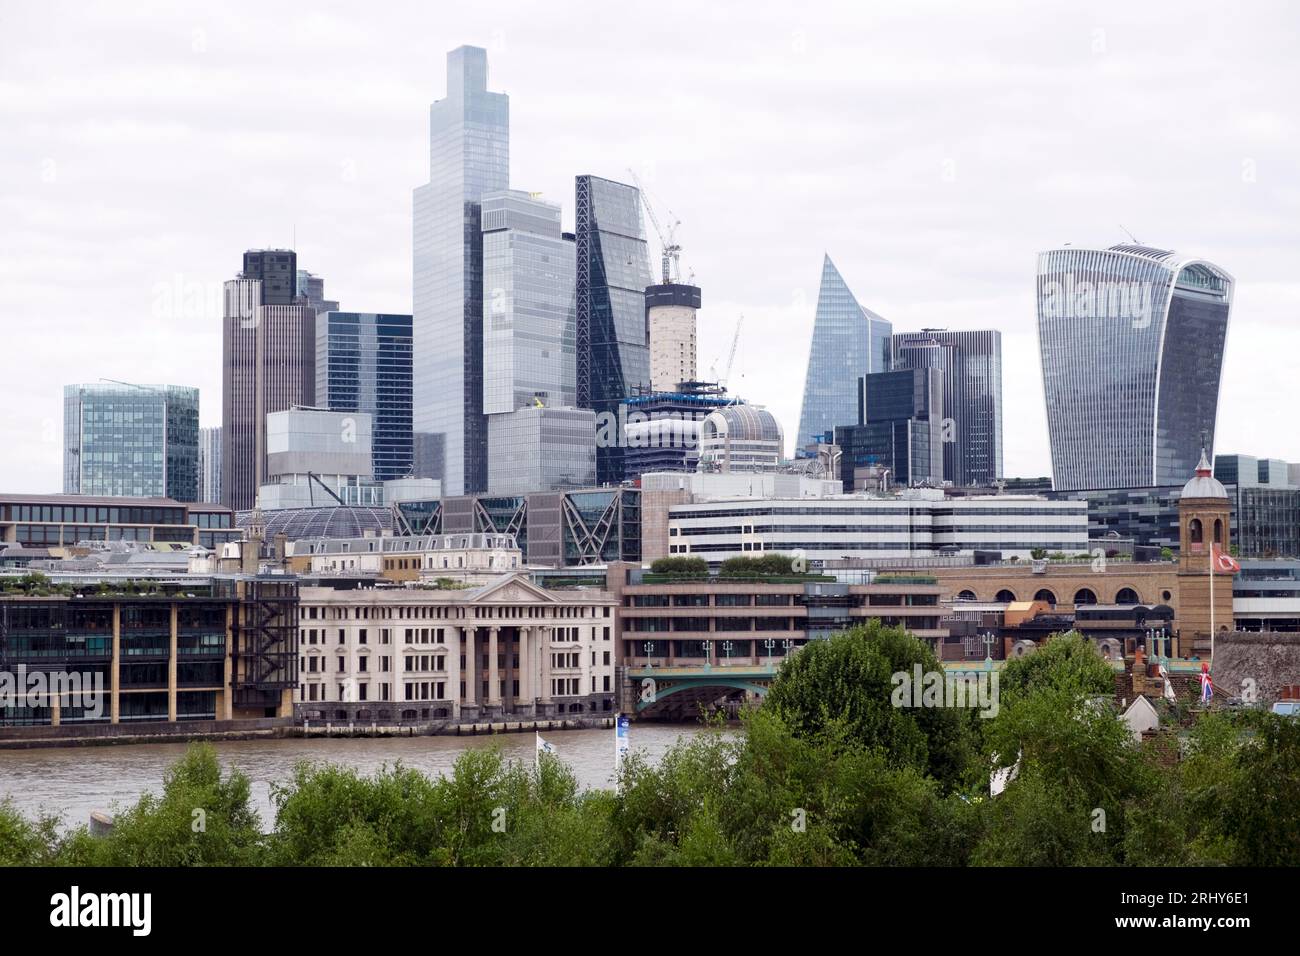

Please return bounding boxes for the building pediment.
[469,573,560,605]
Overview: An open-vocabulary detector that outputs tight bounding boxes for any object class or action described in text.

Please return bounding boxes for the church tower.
[1176,450,1234,656]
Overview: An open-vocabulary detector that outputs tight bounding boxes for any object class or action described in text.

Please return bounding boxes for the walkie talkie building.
[1036,244,1232,491]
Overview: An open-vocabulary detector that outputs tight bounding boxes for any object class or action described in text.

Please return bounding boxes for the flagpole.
[1209,543,1215,669]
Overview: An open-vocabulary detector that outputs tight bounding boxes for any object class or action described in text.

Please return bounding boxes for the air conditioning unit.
[1010,640,1037,659]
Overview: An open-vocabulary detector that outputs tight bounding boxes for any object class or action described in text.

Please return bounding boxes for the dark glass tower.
[1036,244,1232,490]
[796,255,892,450]
[316,312,414,482]
[834,368,943,489]
[575,174,653,485]
[412,46,509,496]
[891,329,1003,486]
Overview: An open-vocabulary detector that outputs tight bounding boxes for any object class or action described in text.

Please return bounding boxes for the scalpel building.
[1036,244,1232,491]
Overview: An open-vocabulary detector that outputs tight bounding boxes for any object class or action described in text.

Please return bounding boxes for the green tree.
[59,743,263,866]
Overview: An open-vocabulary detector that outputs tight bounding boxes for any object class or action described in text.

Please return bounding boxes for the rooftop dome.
[1181,449,1227,500]
[702,404,783,443]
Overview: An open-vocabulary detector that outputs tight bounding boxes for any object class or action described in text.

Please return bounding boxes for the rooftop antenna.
[1119,224,1140,245]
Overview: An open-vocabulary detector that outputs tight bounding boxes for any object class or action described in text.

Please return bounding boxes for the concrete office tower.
[198,426,222,504]
[575,174,654,485]
[258,408,379,510]
[486,406,597,496]
[63,383,199,501]
[317,311,414,482]
[646,283,701,392]
[1036,244,1233,490]
[221,250,317,511]
[481,190,576,414]
[796,254,892,450]
[835,368,944,489]
[891,329,1003,487]
[413,46,509,496]
[296,270,339,314]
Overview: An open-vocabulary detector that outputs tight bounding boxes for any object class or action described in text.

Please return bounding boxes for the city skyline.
[3,1,1299,493]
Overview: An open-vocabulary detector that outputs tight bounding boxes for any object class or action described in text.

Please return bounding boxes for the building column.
[221,603,234,720]
[446,625,461,719]
[168,603,178,722]
[519,626,532,714]
[488,626,501,708]
[464,624,477,707]
[539,624,553,710]
[110,605,121,724]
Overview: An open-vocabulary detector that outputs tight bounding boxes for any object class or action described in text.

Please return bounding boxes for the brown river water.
[0,723,714,829]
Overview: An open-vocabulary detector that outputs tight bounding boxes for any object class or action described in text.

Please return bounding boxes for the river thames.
[0,723,715,828]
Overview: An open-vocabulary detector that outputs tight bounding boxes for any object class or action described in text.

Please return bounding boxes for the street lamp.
[701,639,714,670]
[721,640,735,666]
[763,638,776,666]
[643,640,656,668]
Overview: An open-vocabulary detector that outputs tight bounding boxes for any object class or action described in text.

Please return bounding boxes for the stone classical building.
[296,573,616,722]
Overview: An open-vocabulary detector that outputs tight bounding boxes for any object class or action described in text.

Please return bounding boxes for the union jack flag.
[1200,662,1213,704]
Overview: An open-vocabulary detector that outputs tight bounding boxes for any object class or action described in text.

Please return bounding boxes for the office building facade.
[296,270,339,314]
[666,491,1088,564]
[575,174,653,484]
[481,190,576,414]
[891,329,1002,486]
[486,406,597,496]
[413,46,509,496]
[1036,244,1233,490]
[317,311,414,482]
[222,251,317,511]
[697,405,784,473]
[835,368,943,489]
[796,254,892,450]
[0,493,237,550]
[63,383,200,502]
[198,426,222,504]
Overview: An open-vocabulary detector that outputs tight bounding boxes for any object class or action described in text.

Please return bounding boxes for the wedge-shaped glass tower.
[796,255,892,450]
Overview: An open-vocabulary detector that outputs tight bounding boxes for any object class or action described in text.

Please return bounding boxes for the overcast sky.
[2,0,1298,493]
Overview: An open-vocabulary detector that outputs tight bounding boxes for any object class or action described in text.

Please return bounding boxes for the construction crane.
[709,315,744,390]
[627,168,682,285]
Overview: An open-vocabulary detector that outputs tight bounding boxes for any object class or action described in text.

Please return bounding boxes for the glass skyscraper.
[891,329,1003,486]
[413,46,509,496]
[481,190,576,413]
[1036,244,1232,490]
[575,174,653,485]
[796,254,892,451]
[63,383,199,501]
[198,426,222,504]
[316,311,414,482]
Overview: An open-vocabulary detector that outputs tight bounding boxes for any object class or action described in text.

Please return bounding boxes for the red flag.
[1211,543,1240,574]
